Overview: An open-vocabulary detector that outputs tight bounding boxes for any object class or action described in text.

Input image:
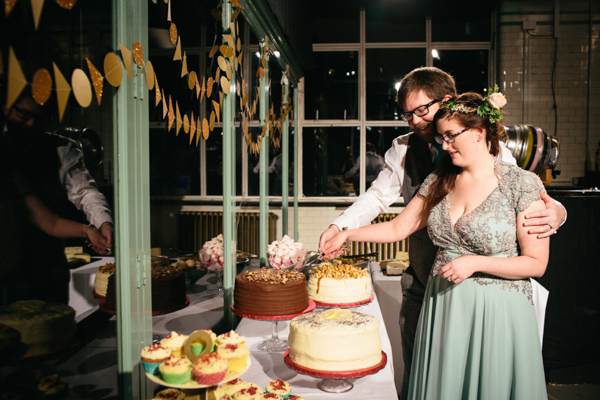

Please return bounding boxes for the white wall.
[498,1,600,185]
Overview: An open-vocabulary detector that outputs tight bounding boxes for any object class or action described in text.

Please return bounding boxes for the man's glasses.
[400,99,440,122]
[12,106,40,122]
[434,127,470,145]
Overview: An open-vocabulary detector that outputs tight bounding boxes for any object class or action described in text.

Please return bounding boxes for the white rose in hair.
[488,92,507,109]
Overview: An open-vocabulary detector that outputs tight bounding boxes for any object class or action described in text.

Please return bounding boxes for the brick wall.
[498,0,600,185]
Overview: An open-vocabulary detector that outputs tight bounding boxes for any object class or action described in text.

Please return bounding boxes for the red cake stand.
[99,296,190,316]
[283,349,387,393]
[231,300,316,353]
[312,292,374,309]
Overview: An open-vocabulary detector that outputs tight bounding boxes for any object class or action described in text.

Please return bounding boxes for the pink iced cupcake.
[265,380,291,398]
[192,352,229,385]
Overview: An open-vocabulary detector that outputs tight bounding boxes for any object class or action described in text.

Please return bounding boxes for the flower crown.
[441,84,507,124]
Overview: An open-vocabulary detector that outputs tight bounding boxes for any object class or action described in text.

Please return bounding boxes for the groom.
[319,66,566,399]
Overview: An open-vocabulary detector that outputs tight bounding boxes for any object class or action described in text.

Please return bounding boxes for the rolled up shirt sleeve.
[57,140,113,228]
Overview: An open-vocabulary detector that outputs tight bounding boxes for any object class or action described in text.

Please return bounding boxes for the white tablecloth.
[235,288,398,399]
[69,256,114,321]
[369,261,404,392]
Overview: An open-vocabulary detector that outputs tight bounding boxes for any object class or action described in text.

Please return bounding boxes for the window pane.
[309,3,359,43]
[366,48,426,120]
[432,14,491,42]
[303,127,360,197]
[205,128,242,196]
[433,50,489,94]
[366,5,426,42]
[304,52,359,120]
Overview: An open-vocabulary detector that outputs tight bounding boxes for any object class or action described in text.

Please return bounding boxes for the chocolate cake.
[103,265,187,312]
[233,268,308,316]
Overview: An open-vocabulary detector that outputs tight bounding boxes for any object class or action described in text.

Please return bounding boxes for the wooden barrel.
[502,125,559,174]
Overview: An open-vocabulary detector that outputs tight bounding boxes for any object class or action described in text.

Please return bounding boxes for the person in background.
[322,91,549,399]
[343,142,385,194]
[2,90,114,303]
[318,67,566,399]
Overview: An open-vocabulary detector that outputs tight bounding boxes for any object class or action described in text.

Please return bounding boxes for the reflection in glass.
[304,52,358,120]
[433,50,489,95]
[366,49,426,120]
[365,5,426,42]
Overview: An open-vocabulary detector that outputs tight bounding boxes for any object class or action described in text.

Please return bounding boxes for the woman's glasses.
[434,127,470,144]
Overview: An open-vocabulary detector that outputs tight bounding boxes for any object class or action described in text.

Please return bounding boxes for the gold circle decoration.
[71,68,93,108]
[104,52,123,87]
[133,42,144,68]
[183,114,190,134]
[188,71,197,90]
[55,0,76,10]
[202,118,209,139]
[145,60,155,90]
[220,76,230,95]
[169,22,178,45]
[32,68,53,105]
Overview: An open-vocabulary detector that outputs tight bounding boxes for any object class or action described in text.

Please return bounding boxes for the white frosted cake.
[307,261,372,304]
[93,262,115,297]
[288,309,382,371]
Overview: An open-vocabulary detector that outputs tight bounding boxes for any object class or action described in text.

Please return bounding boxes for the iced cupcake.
[155,388,185,400]
[192,352,229,386]
[222,378,252,397]
[205,385,226,400]
[158,356,192,385]
[262,394,282,400]
[217,343,249,371]
[216,330,246,348]
[265,380,291,399]
[233,385,263,400]
[286,396,306,400]
[160,331,189,357]
[191,329,218,354]
[140,344,171,374]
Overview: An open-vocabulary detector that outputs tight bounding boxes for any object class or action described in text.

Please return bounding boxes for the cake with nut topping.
[307,260,372,304]
[233,268,308,316]
[288,309,382,371]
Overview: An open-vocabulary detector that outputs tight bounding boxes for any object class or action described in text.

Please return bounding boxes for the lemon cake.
[288,309,382,371]
[307,261,372,304]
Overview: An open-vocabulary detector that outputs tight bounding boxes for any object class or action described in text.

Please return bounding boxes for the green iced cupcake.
[159,356,192,384]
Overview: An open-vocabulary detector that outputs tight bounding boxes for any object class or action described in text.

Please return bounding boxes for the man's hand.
[522,191,566,239]
[98,222,114,254]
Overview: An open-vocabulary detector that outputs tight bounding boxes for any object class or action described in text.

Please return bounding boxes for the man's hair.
[396,67,457,110]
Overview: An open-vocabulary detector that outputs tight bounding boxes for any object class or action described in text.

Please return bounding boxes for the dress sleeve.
[514,169,546,214]
[417,172,438,198]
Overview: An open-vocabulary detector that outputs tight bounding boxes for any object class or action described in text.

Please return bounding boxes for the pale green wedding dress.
[407,159,548,400]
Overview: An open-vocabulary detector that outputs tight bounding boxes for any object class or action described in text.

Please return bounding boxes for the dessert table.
[235,283,398,399]
[2,260,400,399]
[369,261,404,392]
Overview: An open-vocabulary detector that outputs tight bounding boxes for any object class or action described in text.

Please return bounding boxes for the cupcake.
[205,385,226,400]
[222,378,252,397]
[286,396,306,400]
[140,344,172,375]
[263,394,282,399]
[265,380,291,399]
[159,356,192,385]
[192,352,229,386]
[191,329,218,354]
[233,385,263,400]
[217,343,249,371]
[216,330,246,348]
[155,388,185,400]
[160,331,189,357]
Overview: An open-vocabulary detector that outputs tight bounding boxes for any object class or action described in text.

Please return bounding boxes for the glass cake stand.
[283,349,387,393]
[231,300,316,353]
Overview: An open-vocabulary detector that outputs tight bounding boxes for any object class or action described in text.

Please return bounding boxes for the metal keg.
[502,125,559,175]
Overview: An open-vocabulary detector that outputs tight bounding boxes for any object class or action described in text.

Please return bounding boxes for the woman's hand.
[439,255,480,284]
[320,229,350,259]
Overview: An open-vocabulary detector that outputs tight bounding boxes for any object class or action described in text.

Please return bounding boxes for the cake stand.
[283,349,387,393]
[312,292,374,309]
[231,300,316,353]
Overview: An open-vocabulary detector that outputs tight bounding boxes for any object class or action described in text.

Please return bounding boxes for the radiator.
[348,213,409,261]
[178,211,278,255]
